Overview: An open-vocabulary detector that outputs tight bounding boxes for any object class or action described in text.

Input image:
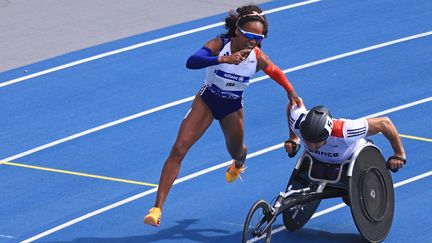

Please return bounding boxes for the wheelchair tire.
[349,146,394,242]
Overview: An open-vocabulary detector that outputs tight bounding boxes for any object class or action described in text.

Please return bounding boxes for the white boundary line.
[0,0,321,88]
[3,31,431,162]
[2,96,195,162]
[20,97,432,242]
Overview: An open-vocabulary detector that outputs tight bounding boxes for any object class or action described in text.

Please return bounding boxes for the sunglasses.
[238,27,265,42]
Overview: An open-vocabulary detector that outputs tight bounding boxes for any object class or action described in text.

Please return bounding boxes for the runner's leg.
[219,108,247,167]
[154,95,213,209]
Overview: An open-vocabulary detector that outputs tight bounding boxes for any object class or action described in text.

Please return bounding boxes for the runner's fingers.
[240,49,251,57]
[235,55,244,64]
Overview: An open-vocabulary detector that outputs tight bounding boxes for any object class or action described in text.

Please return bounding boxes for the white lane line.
[20,145,285,243]
[0,235,16,239]
[394,170,432,188]
[267,170,432,239]
[251,31,432,83]
[0,0,321,88]
[364,97,432,118]
[20,97,432,243]
[2,96,195,162]
[3,32,431,162]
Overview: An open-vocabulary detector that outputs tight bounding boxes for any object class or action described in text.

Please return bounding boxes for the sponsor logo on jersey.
[215,70,249,83]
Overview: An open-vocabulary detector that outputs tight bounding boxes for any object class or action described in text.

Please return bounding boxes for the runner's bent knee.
[170,140,191,161]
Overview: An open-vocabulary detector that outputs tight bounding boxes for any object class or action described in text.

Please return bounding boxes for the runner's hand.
[288,90,302,109]
[219,49,251,65]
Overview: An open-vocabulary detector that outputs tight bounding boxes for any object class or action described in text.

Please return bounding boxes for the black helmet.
[300,106,333,143]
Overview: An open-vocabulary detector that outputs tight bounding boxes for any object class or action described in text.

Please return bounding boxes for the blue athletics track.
[1,0,431,242]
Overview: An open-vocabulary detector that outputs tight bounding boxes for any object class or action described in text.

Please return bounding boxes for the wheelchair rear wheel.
[349,146,394,242]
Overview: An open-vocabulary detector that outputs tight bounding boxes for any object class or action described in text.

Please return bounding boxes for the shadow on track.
[52,220,367,243]
[52,219,236,243]
[271,224,367,243]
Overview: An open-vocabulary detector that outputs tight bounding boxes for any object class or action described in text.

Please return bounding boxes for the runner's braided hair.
[224,5,268,47]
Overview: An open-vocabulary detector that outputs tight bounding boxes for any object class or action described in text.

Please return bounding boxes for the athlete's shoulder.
[253,46,262,58]
[289,105,307,130]
[204,35,232,55]
[343,118,368,141]
[254,47,270,71]
[217,34,232,48]
[330,119,345,138]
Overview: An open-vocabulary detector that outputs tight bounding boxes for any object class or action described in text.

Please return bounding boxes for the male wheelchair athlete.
[242,142,396,243]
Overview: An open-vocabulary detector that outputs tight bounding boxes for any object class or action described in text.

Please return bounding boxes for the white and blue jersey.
[204,40,258,99]
[199,37,259,119]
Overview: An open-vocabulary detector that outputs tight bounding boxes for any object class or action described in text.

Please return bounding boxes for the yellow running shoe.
[226,160,245,183]
[144,207,161,227]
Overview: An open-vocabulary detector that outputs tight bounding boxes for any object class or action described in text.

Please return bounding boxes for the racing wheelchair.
[242,142,396,243]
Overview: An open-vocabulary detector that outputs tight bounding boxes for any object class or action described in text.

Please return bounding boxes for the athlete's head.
[224,5,268,49]
[300,106,333,151]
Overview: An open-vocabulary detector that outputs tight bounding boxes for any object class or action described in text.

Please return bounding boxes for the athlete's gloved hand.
[284,139,301,158]
[385,155,406,173]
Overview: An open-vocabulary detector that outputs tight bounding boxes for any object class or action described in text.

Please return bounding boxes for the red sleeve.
[331,120,345,138]
[263,61,293,92]
[255,47,293,93]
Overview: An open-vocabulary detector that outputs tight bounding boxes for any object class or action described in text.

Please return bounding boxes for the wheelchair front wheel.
[242,200,273,243]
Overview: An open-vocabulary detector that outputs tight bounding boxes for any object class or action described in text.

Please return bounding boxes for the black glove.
[385,156,406,173]
[285,140,301,158]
